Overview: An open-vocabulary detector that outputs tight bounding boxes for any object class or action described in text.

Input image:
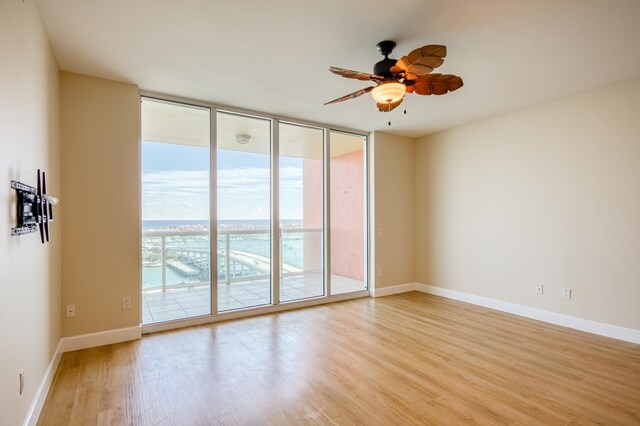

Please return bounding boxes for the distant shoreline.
[143,219,303,230]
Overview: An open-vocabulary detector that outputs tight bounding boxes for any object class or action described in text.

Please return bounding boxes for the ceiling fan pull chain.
[388,101,392,126]
[404,95,407,115]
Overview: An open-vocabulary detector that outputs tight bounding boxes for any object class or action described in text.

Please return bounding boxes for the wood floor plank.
[38,292,640,425]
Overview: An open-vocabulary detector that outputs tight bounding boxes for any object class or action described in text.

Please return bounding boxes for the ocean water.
[143,219,210,230]
[142,219,303,230]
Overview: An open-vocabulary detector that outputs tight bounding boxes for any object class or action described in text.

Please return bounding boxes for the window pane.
[141,98,211,324]
[279,123,324,302]
[217,112,271,311]
[330,131,367,294]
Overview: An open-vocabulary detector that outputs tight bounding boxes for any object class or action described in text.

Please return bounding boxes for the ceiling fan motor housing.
[374,58,397,78]
[374,40,398,77]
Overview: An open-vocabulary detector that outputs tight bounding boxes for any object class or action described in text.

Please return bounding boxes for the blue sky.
[142,142,304,221]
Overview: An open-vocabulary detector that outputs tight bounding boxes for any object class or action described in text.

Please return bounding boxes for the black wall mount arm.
[10,169,58,243]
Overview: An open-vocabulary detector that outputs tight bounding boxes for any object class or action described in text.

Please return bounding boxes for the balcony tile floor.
[142,272,365,324]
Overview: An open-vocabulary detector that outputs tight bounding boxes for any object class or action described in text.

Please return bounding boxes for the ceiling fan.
[324,40,463,114]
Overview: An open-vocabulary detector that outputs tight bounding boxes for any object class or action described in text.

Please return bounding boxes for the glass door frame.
[141,92,370,334]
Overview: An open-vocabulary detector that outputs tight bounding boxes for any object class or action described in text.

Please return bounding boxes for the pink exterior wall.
[302,158,323,271]
[330,150,365,281]
[303,150,365,281]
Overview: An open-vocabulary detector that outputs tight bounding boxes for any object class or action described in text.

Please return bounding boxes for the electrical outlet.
[562,288,572,299]
[536,285,544,295]
[65,304,76,318]
[122,296,131,309]
[19,370,24,395]
[377,268,383,277]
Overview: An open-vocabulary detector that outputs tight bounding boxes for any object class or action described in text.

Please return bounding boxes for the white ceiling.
[36,0,640,137]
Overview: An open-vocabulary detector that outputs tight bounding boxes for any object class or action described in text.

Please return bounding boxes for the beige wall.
[371,132,415,288]
[60,72,141,336]
[0,1,61,424]
[415,79,640,329]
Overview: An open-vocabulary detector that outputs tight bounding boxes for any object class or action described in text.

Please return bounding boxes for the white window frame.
[140,92,370,334]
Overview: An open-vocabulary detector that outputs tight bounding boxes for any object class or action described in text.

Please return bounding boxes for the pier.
[166,259,199,277]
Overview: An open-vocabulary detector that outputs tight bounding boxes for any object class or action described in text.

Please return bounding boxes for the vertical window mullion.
[364,134,369,291]
[210,108,218,314]
[271,119,280,305]
[324,129,331,297]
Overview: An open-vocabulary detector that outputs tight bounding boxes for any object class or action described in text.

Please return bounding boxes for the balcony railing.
[142,227,322,292]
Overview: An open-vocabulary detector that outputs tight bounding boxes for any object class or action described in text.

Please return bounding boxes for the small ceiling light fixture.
[371,81,406,104]
[236,134,251,145]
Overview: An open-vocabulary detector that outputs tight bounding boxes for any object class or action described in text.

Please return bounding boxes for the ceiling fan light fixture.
[371,81,406,104]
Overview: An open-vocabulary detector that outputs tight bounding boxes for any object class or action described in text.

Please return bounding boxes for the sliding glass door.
[141,98,211,325]
[329,131,367,295]
[279,123,325,302]
[216,112,272,311]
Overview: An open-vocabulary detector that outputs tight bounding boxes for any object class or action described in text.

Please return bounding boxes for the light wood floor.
[39,292,640,425]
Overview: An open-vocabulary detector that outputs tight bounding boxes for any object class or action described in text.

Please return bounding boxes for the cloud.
[142,170,210,219]
[217,167,270,194]
[142,166,306,220]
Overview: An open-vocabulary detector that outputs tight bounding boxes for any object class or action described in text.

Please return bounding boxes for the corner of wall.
[60,72,141,338]
[371,131,418,290]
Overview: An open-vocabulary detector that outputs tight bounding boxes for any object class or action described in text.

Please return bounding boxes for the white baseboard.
[24,325,142,425]
[371,283,418,297]
[23,341,63,426]
[59,325,142,353]
[415,284,640,344]
[371,282,640,344]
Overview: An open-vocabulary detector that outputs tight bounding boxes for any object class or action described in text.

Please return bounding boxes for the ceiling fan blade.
[408,45,447,60]
[411,74,464,95]
[324,86,375,105]
[329,67,384,81]
[377,98,403,112]
[391,45,447,77]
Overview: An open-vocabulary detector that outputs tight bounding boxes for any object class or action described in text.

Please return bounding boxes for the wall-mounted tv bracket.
[11,169,58,243]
